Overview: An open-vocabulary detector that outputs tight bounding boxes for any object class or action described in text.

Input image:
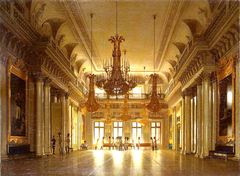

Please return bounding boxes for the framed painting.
[7,59,28,143]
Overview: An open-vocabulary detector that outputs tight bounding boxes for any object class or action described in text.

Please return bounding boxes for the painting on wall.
[10,73,26,136]
[7,59,28,143]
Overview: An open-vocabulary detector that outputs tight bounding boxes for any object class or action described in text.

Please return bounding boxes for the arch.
[172,42,186,54]
[183,19,204,37]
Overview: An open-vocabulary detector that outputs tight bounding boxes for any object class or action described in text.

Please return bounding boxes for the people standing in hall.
[126,137,129,150]
[124,137,127,150]
[150,137,154,151]
[58,132,63,155]
[100,137,105,150]
[138,137,140,150]
[154,137,158,150]
[95,138,99,150]
[109,136,111,150]
[131,139,135,149]
[65,133,70,154]
[112,137,114,150]
[52,135,56,154]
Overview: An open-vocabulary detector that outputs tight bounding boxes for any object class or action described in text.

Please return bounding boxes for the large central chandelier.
[81,14,101,112]
[146,15,164,113]
[96,0,137,98]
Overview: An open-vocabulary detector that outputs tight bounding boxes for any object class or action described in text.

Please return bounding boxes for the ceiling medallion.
[120,93,131,121]
[81,14,101,112]
[104,99,113,125]
[96,0,137,98]
[138,103,149,126]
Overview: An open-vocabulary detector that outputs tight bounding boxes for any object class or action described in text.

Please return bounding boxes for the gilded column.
[77,107,82,150]
[201,72,211,158]
[60,91,66,151]
[172,107,176,150]
[180,94,185,154]
[44,77,51,155]
[65,93,70,143]
[235,55,240,158]
[195,77,202,157]
[173,107,178,150]
[190,91,194,153]
[184,89,191,154]
[193,88,197,154]
[36,75,43,156]
[212,78,217,151]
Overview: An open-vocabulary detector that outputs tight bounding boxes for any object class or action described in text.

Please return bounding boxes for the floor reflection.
[2,149,240,176]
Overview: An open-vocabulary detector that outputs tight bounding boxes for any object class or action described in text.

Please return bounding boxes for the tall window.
[132,122,142,142]
[113,122,123,139]
[151,122,161,143]
[94,122,105,144]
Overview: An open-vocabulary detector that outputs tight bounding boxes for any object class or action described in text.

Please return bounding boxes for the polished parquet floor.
[1,149,240,176]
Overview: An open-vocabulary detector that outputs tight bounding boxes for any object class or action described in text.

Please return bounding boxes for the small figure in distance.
[52,135,56,154]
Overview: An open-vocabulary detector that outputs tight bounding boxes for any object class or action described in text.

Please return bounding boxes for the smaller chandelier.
[120,93,131,121]
[81,14,101,112]
[146,73,164,112]
[138,103,149,126]
[81,74,101,112]
[104,99,113,125]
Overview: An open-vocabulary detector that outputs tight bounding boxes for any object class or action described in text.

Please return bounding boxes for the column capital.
[59,90,66,97]
[65,92,69,99]
[200,71,211,81]
[33,72,44,82]
[181,92,186,99]
[195,77,202,86]
[184,88,192,96]
[44,77,52,85]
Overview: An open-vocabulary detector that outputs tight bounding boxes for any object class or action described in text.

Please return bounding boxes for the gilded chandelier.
[146,15,163,113]
[120,93,131,121]
[96,0,137,98]
[104,99,113,125]
[138,103,149,126]
[81,14,101,112]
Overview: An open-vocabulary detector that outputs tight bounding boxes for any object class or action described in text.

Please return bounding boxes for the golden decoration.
[104,99,113,125]
[138,103,149,126]
[120,94,131,121]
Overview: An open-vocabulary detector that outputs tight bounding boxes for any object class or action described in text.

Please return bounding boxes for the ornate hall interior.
[0,0,239,175]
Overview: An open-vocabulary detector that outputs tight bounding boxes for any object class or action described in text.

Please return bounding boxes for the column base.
[195,154,199,157]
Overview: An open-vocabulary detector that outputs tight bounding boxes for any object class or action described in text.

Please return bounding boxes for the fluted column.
[201,72,211,158]
[195,77,202,157]
[36,75,43,156]
[60,91,66,151]
[180,94,185,154]
[44,77,51,155]
[184,89,191,154]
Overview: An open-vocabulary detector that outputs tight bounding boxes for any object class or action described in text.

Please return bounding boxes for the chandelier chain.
[90,13,93,74]
[116,0,118,35]
[154,15,156,73]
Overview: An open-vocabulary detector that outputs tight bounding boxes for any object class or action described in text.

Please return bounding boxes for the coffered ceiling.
[32,0,212,85]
